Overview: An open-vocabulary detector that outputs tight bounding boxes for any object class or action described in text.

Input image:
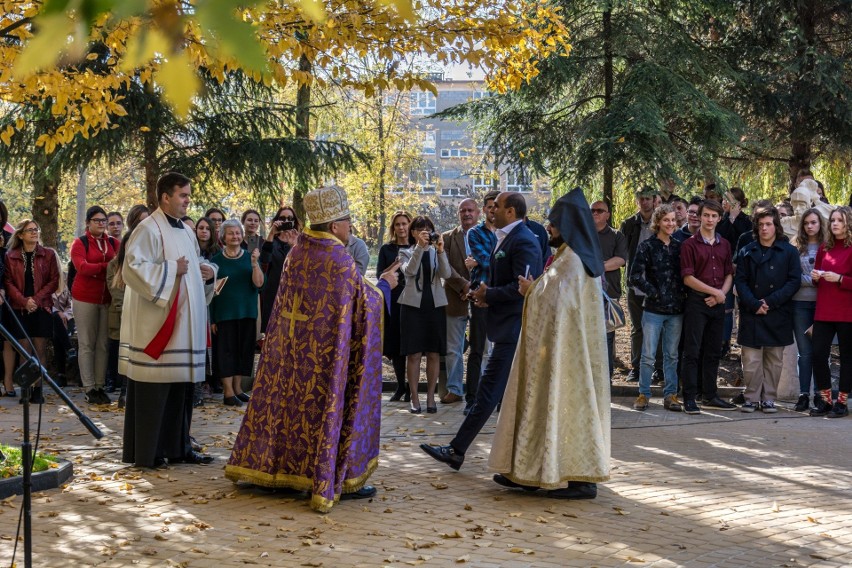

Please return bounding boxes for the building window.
[472,173,494,190]
[408,168,437,193]
[440,130,465,141]
[409,91,436,116]
[471,90,490,100]
[440,148,470,158]
[420,131,436,155]
[506,168,532,192]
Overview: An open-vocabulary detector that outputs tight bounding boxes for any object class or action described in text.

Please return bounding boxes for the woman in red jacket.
[2,220,59,403]
[810,206,852,418]
[70,206,118,406]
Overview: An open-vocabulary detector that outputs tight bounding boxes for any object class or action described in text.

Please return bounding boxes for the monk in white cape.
[489,188,611,499]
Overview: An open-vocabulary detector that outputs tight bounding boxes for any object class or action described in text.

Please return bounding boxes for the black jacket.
[628,235,686,315]
[619,211,651,268]
[734,238,801,348]
[259,238,292,333]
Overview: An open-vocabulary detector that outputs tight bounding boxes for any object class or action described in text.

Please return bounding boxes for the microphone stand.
[0,321,103,568]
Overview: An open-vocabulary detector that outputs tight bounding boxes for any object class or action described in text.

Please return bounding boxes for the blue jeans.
[445,314,467,396]
[791,300,816,394]
[640,311,683,398]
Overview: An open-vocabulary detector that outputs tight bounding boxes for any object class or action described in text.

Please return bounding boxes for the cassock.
[225,228,383,513]
[489,189,611,488]
[120,209,215,467]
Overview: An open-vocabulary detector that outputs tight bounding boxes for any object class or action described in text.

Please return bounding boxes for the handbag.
[602,288,626,333]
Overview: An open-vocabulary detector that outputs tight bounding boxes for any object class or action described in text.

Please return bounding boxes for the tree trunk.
[602,7,614,208]
[789,140,811,191]
[75,166,88,237]
[788,2,816,191]
[143,131,159,211]
[293,51,312,222]
[31,155,62,250]
[376,92,387,245]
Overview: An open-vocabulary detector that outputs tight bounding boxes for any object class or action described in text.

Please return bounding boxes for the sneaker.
[97,389,111,405]
[794,394,810,412]
[740,402,758,413]
[702,396,738,411]
[827,402,848,418]
[625,369,639,382]
[663,394,682,412]
[633,394,649,411]
[85,388,100,404]
[683,399,701,415]
[651,370,664,386]
[761,400,778,413]
[809,397,833,417]
[730,392,746,405]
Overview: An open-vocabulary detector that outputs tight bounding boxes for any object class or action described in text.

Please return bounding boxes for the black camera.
[428,231,440,244]
[276,219,295,232]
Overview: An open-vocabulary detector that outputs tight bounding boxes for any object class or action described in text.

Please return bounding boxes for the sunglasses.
[591,208,608,215]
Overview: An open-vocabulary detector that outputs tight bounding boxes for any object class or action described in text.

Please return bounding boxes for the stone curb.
[0,458,74,499]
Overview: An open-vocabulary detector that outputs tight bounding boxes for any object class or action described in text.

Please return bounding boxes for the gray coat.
[398,245,451,308]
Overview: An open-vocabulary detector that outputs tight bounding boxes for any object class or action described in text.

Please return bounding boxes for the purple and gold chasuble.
[225,229,383,512]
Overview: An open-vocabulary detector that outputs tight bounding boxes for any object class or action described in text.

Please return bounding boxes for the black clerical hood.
[547,187,604,278]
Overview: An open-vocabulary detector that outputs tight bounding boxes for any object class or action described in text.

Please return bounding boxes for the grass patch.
[0,444,58,479]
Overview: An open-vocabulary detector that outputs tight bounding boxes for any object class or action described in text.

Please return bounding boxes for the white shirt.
[495,219,524,253]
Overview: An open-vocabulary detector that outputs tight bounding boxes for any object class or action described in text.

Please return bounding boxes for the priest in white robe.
[489,188,611,499]
[120,172,216,468]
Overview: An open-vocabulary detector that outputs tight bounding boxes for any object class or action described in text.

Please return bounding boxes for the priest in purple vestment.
[225,186,384,513]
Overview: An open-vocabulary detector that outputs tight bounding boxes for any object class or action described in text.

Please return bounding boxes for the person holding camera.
[259,207,301,334]
[398,216,451,413]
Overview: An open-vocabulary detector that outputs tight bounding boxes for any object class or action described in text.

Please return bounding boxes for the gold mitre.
[304,185,351,225]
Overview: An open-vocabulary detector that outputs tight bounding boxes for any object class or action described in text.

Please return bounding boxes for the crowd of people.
[0,167,849,512]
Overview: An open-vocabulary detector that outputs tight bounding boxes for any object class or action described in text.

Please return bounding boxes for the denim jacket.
[629,235,686,315]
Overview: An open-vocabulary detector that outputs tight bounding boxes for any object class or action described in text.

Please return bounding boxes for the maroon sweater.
[814,242,852,322]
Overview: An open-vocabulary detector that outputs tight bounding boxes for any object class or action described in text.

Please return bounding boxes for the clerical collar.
[163,212,184,229]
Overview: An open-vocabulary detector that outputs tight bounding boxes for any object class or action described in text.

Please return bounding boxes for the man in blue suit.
[420,192,543,470]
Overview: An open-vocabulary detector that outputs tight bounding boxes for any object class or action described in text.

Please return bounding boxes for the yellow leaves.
[0,126,15,146]
[156,50,200,117]
[299,0,327,23]
[13,13,75,77]
[120,29,171,72]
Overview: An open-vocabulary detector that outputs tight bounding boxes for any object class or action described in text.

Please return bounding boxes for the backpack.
[67,235,118,292]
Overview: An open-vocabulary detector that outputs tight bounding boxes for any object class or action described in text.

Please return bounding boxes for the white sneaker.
[740,402,757,413]
[761,400,777,413]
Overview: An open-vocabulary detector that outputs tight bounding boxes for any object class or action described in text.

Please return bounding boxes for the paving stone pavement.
[0,389,850,567]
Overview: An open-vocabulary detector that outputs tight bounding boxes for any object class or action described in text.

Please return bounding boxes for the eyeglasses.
[591,208,608,215]
[90,218,108,224]
[687,210,700,216]
[23,228,40,233]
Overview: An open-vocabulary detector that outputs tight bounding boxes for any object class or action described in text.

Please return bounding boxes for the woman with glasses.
[259,207,302,333]
[2,220,59,403]
[70,206,119,405]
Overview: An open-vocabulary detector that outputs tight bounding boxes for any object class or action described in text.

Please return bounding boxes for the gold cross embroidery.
[281,292,309,338]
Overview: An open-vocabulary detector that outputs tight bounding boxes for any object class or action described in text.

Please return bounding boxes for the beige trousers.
[741,345,785,404]
[73,299,109,390]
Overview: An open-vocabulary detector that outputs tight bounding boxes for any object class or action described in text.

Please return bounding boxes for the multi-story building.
[396,72,550,211]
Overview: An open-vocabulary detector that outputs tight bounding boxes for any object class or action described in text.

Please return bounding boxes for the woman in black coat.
[376,211,413,402]
[259,207,301,334]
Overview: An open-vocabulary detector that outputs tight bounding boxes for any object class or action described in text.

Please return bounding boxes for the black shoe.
[794,394,810,412]
[104,379,116,394]
[809,397,833,416]
[236,392,251,402]
[55,373,67,388]
[190,436,202,452]
[651,370,664,385]
[683,399,701,415]
[224,396,243,407]
[730,392,746,405]
[341,485,377,500]
[702,396,737,411]
[85,388,101,404]
[419,444,464,471]
[463,401,474,416]
[174,451,213,465]
[546,482,597,500]
[193,397,204,408]
[813,393,824,408]
[141,457,168,469]
[626,369,639,382]
[827,402,848,418]
[3,388,16,397]
[389,386,406,402]
[98,389,111,405]
[493,474,538,492]
[117,395,126,409]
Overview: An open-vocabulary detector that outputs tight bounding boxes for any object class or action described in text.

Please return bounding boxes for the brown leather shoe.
[440,393,462,404]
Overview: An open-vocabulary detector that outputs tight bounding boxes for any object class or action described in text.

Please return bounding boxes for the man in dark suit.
[420,192,543,470]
